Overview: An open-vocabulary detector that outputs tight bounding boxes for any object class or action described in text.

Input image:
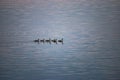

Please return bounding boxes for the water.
[0,0,120,80]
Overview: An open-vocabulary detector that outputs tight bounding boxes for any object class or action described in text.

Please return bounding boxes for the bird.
[51,39,57,44]
[45,38,51,44]
[58,38,63,44]
[34,39,39,42]
[40,39,45,43]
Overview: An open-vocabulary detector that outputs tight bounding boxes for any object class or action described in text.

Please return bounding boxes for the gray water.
[0,0,120,80]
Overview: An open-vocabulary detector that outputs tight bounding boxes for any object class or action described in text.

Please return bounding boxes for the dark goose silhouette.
[51,39,57,44]
[40,39,45,43]
[46,38,51,44]
[34,38,63,44]
[58,38,63,44]
[34,39,39,42]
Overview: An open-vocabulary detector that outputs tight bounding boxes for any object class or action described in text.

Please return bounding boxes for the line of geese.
[34,38,63,44]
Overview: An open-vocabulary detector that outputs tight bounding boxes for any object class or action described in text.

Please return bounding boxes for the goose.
[46,38,51,44]
[51,39,57,44]
[40,39,45,43]
[34,39,39,42]
[58,38,63,44]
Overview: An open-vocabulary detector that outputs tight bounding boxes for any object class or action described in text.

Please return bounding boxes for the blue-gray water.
[0,0,120,80]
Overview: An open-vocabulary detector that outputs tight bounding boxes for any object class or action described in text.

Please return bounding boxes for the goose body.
[40,39,45,43]
[34,39,39,42]
[46,38,51,44]
[58,38,63,44]
[51,39,57,44]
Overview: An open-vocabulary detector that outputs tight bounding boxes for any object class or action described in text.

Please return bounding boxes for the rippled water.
[0,0,120,80]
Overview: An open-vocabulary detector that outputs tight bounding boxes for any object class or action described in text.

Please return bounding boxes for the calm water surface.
[0,0,120,80]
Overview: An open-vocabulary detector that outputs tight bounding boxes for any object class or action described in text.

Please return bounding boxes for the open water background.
[0,0,120,80]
